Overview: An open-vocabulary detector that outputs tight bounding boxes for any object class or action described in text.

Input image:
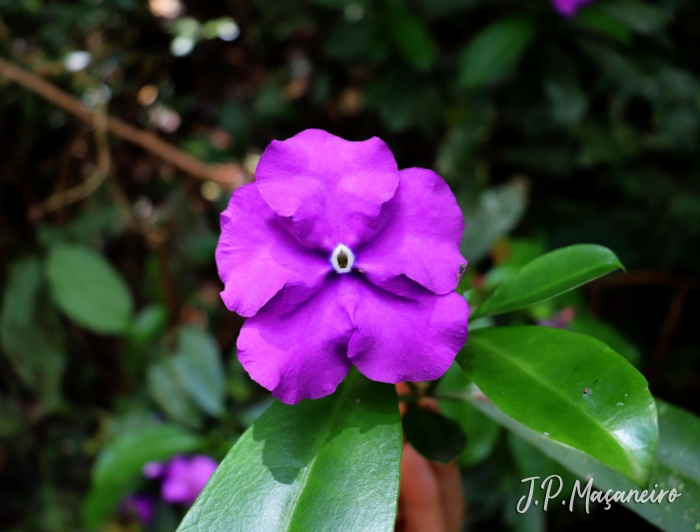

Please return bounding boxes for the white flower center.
[331,244,354,274]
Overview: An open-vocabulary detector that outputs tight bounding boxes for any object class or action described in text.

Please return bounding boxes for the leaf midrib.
[467,334,639,479]
[478,260,617,317]
[280,375,356,531]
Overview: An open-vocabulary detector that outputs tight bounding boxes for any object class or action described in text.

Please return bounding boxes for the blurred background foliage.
[0,0,699,530]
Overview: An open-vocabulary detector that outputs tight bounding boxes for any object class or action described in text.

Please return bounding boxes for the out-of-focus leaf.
[0,257,65,407]
[147,360,204,429]
[543,51,589,127]
[459,18,536,87]
[365,71,443,133]
[228,352,252,402]
[177,370,402,532]
[577,5,634,45]
[602,0,671,35]
[0,397,24,438]
[458,326,658,486]
[437,364,500,466]
[386,5,437,71]
[459,178,529,263]
[507,433,577,497]
[462,389,698,532]
[127,303,168,345]
[46,245,134,334]
[83,424,200,527]
[435,106,496,183]
[403,407,467,464]
[473,244,623,318]
[580,41,656,98]
[173,326,226,417]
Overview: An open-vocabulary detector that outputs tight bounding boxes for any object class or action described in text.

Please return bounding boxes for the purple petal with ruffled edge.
[551,0,593,17]
[216,183,330,317]
[356,168,466,297]
[237,277,356,404]
[347,279,469,383]
[255,129,400,251]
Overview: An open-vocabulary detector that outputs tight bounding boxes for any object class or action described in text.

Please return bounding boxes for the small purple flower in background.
[538,307,576,329]
[216,129,469,404]
[144,454,218,505]
[551,0,594,17]
[119,494,154,526]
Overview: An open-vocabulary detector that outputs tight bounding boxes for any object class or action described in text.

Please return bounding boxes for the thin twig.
[0,56,251,189]
[649,282,690,372]
[27,105,111,220]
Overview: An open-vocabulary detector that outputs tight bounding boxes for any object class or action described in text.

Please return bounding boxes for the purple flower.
[216,129,469,404]
[551,0,594,17]
[143,455,218,506]
[120,494,154,526]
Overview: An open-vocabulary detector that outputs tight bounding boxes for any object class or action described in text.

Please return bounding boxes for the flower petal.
[237,277,356,404]
[348,279,469,383]
[255,129,400,251]
[356,168,467,297]
[216,183,330,317]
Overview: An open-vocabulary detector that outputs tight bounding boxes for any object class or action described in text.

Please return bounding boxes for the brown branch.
[27,105,111,221]
[590,270,700,290]
[649,282,691,373]
[0,56,251,189]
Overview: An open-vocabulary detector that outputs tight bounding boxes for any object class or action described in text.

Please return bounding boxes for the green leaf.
[437,363,500,466]
[602,0,671,35]
[147,359,204,429]
[177,370,402,532]
[472,244,623,319]
[0,257,66,407]
[577,6,634,45]
[387,5,437,71]
[569,315,641,368]
[403,407,467,464]
[173,326,226,417]
[459,179,529,263]
[127,303,168,345]
[457,326,657,486]
[84,424,200,527]
[459,18,536,88]
[461,389,698,532]
[46,245,134,334]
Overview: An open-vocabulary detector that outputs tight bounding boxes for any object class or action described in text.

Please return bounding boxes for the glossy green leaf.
[472,244,623,319]
[459,18,536,87]
[457,326,657,486]
[84,424,200,527]
[569,315,641,368]
[177,370,402,532]
[0,257,66,407]
[460,388,698,532]
[147,359,204,429]
[173,326,226,417]
[46,245,134,334]
[403,407,467,464]
[437,363,500,466]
